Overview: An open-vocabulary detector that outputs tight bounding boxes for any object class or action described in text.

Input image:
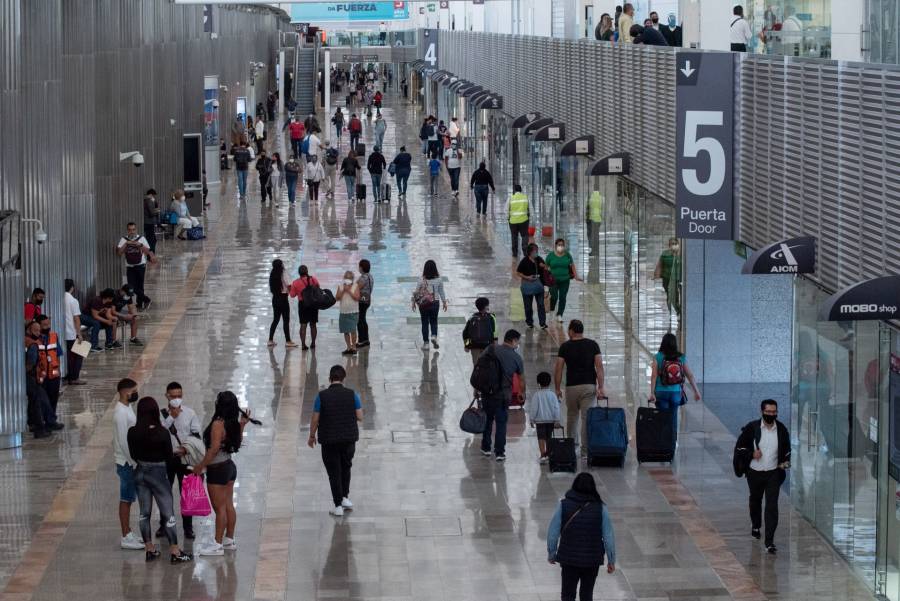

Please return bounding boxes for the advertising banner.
[741,236,816,275]
[819,276,900,321]
[291,2,409,22]
[203,75,219,147]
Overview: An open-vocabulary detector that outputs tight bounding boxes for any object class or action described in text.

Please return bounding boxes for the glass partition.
[746,0,831,58]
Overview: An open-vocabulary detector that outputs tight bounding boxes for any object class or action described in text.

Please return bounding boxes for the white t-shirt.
[729,17,752,45]
[117,235,150,266]
[307,133,321,157]
[162,406,201,448]
[339,283,359,314]
[749,421,779,471]
[444,147,463,169]
[64,291,81,340]
[113,402,137,467]
[448,121,460,138]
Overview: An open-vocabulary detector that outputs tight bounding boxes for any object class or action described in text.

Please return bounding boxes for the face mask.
[41,327,50,334]
[556,245,565,252]
[343,278,353,285]
[668,16,677,27]
[762,414,777,424]
[179,196,186,202]
[128,391,139,403]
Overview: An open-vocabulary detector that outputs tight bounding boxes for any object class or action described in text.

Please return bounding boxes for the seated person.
[169,189,200,239]
[112,286,143,346]
[81,288,120,351]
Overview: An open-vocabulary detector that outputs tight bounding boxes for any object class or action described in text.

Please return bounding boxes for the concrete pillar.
[679,0,730,50]
[831,0,863,61]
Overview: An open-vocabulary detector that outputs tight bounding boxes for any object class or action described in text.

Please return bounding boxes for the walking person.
[517,243,548,329]
[256,150,273,204]
[545,239,580,322]
[62,279,86,385]
[462,296,497,366]
[289,265,320,350]
[193,391,252,556]
[271,152,285,203]
[367,146,387,202]
[419,117,432,157]
[117,222,157,309]
[428,153,442,197]
[267,259,298,348]
[142,188,160,254]
[470,162,495,216]
[391,146,412,198]
[323,141,339,198]
[306,154,325,201]
[547,473,617,601]
[730,5,752,52]
[734,400,790,554]
[287,116,305,159]
[284,154,302,205]
[331,108,345,146]
[348,113,362,150]
[526,372,562,463]
[648,333,701,441]
[411,260,448,350]
[554,320,606,458]
[127,397,193,563]
[340,150,361,202]
[336,270,361,355]
[508,185,530,257]
[477,329,524,462]
[233,141,252,200]
[356,259,373,348]
[373,113,387,149]
[113,378,146,550]
[254,116,265,154]
[443,139,464,197]
[308,365,363,516]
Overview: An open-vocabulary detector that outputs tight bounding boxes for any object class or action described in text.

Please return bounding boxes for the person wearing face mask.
[478,330,525,462]
[113,378,147,551]
[660,13,682,47]
[545,239,581,322]
[35,315,65,424]
[595,13,614,41]
[159,382,201,540]
[654,237,682,315]
[336,270,361,355]
[517,243,548,330]
[168,191,200,240]
[306,154,326,202]
[24,320,60,439]
[648,11,660,29]
[734,400,790,555]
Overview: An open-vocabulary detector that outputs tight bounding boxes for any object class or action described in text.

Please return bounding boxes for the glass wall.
[870,0,900,65]
[746,0,832,58]
[877,328,900,599]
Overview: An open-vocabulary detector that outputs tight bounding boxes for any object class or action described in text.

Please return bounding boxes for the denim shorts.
[116,463,137,503]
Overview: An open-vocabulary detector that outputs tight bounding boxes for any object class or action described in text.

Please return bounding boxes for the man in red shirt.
[24,287,45,322]
[348,114,363,152]
[286,117,305,159]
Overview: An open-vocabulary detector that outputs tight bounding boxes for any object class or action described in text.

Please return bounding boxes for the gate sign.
[819,276,900,321]
[741,236,816,275]
[676,52,734,240]
[422,28,438,68]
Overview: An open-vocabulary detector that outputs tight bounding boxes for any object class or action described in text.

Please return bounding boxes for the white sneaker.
[431,337,440,349]
[120,532,145,550]
[556,314,563,322]
[330,505,344,516]
[421,342,429,350]
[539,456,549,464]
[341,497,354,509]
[198,542,225,556]
[222,536,236,550]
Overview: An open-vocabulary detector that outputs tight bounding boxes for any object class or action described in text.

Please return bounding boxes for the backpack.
[425,124,435,138]
[350,119,361,133]
[413,279,435,308]
[463,313,494,349]
[470,345,504,397]
[660,356,685,386]
[300,280,335,310]
[301,135,311,155]
[325,147,339,165]
[124,238,144,265]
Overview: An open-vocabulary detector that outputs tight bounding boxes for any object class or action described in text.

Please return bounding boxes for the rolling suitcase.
[585,397,627,467]
[509,373,524,409]
[381,182,391,202]
[548,426,577,473]
[636,406,675,463]
[355,143,366,157]
[356,184,366,201]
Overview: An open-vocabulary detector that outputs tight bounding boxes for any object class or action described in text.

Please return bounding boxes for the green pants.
[549,278,571,316]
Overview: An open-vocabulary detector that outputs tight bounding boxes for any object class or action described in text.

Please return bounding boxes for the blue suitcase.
[586,398,627,467]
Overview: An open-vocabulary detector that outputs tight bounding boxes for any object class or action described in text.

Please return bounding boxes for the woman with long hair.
[516,243,547,329]
[127,397,193,563]
[268,259,297,348]
[410,260,448,350]
[289,264,320,350]
[547,473,616,601]
[649,332,701,440]
[193,391,251,556]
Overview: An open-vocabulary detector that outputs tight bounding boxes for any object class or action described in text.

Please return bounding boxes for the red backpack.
[660,356,685,386]
[349,118,362,133]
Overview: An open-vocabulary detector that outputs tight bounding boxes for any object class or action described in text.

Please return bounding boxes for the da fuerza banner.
[291,2,410,22]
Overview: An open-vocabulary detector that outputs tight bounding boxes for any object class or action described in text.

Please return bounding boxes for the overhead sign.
[512,112,541,128]
[819,276,900,321]
[676,52,734,240]
[523,117,554,135]
[342,54,379,61]
[440,0,449,7]
[589,153,631,176]
[561,135,595,156]
[741,236,816,275]
[534,123,566,142]
[291,2,409,22]
[422,28,438,68]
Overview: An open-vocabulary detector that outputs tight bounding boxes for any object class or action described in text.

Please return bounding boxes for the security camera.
[212,99,220,109]
[35,229,48,244]
[131,153,144,167]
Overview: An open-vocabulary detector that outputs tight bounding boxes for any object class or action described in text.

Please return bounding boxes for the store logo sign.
[742,236,816,275]
[820,276,900,322]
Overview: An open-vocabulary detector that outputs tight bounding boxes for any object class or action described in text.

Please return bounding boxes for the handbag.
[521,277,543,296]
[568,262,577,279]
[540,265,556,287]
[459,399,487,434]
[388,162,397,176]
[180,474,212,517]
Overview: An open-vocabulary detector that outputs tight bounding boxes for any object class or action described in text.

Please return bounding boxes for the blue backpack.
[301,135,311,155]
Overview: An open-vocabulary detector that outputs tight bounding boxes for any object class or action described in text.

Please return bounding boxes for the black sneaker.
[48,423,65,431]
[109,341,123,349]
[540,323,548,330]
[356,340,370,348]
[766,545,777,555]
[141,299,152,311]
[33,430,51,439]
[184,529,195,540]
[751,528,761,539]
[90,346,104,353]
[130,338,144,346]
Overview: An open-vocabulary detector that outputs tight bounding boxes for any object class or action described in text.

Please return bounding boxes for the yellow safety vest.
[588,191,603,222]
[508,192,529,224]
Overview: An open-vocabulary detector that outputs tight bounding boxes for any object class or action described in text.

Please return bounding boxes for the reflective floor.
[0,92,877,601]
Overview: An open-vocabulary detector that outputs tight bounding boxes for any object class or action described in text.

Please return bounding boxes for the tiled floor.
[0,92,877,601]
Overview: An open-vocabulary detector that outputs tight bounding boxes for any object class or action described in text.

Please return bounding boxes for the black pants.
[269,294,291,341]
[164,457,193,532]
[358,301,370,343]
[307,180,320,201]
[350,133,360,150]
[64,339,83,382]
[747,468,784,545]
[731,43,747,52]
[143,223,157,254]
[561,564,600,601]
[509,221,530,257]
[126,264,150,308]
[26,377,53,431]
[321,441,355,507]
[260,176,272,202]
[42,378,61,419]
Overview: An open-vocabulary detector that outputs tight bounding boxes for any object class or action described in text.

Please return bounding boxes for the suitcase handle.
[595,395,610,408]
[551,424,566,439]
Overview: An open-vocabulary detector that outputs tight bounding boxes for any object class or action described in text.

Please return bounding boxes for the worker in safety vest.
[586,190,603,256]
[36,314,64,423]
[508,184,530,258]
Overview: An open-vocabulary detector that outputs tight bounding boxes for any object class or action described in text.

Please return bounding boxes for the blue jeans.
[419,302,439,342]
[80,312,112,348]
[521,289,546,327]
[481,399,509,456]
[371,173,382,200]
[135,463,178,545]
[396,170,410,195]
[116,463,137,503]
[474,184,489,213]
[236,169,248,197]
[344,175,356,200]
[286,174,298,204]
[375,132,385,149]
[654,389,683,441]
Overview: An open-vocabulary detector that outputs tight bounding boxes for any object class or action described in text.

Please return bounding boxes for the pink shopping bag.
[180,474,212,517]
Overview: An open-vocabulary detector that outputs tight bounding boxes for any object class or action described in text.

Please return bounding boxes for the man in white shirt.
[735,399,790,555]
[160,382,202,539]
[443,141,464,197]
[447,117,461,141]
[63,279,86,385]
[730,5,753,52]
[116,221,157,311]
[305,131,321,163]
[113,378,145,550]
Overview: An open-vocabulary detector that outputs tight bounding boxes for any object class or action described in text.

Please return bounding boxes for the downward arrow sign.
[680,60,696,78]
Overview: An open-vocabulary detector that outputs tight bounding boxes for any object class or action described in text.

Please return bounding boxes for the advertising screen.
[291,2,409,22]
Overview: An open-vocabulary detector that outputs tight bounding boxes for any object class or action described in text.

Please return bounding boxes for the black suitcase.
[636,406,675,463]
[355,143,366,157]
[548,426,577,473]
[356,183,367,201]
[381,182,391,202]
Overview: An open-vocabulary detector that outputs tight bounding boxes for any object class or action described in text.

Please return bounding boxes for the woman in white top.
[336,270,361,355]
[410,260,448,350]
[254,117,265,154]
[305,155,326,202]
[271,152,284,202]
[169,189,200,240]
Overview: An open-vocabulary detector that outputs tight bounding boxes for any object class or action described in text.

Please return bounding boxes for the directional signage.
[422,28,438,68]
[534,123,566,142]
[741,236,817,275]
[512,112,541,128]
[676,52,734,240]
[589,153,631,176]
[819,276,900,321]
[561,135,595,156]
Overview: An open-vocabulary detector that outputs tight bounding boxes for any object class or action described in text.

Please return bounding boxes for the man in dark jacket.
[142,188,159,253]
[630,24,668,46]
[734,399,790,554]
[256,150,273,204]
[233,141,252,200]
[469,162,496,216]
[367,146,387,203]
[308,365,363,516]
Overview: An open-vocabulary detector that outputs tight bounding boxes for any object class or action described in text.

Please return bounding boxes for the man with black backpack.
[462,297,497,367]
[323,141,339,198]
[470,329,524,462]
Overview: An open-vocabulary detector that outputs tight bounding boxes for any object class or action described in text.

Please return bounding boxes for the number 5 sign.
[675,52,734,240]
[423,29,439,68]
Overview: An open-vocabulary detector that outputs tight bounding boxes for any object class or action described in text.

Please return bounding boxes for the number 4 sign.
[423,29,438,67]
[675,52,734,240]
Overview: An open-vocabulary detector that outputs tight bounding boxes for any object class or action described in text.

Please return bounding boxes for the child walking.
[525,371,561,463]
